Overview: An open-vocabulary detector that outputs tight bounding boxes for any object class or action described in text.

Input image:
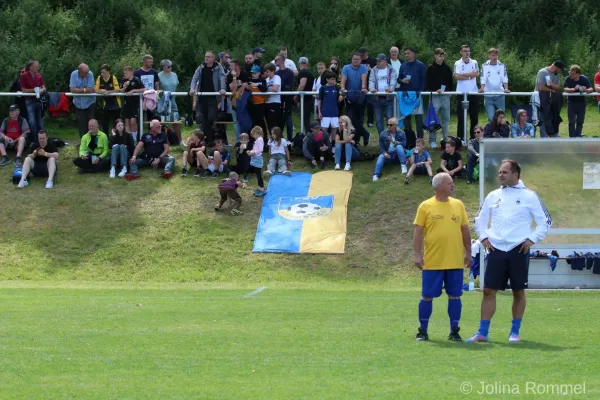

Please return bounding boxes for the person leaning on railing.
[95,64,122,137]
[563,64,594,138]
[69,63,96,138]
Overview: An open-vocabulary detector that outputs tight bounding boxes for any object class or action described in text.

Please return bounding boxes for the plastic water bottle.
[468,274,475,292]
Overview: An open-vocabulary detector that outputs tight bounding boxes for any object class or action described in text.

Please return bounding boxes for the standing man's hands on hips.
[482,238,495,252]
[519,239,534,254]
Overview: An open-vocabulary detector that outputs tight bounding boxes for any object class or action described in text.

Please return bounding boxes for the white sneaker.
[180,140,186,147]
[335,164,341,170]
[430,142,437,149]
[109,166,116,178]
[372,175,379,182]
[17,180,28,188]
[401,164,408,174]
[344,163,351,171]
[45,180,54,189]
[118,166,127,178]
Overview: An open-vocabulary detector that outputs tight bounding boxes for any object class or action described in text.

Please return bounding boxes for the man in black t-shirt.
[120,66,145,141]
[296,57,315,133]
[563,64,593,137]
[275,55,295,141]
[437,139,465,177]
[125,120,175,180]
[227,60,250,142]
[17,130,59,189]
[359,48,377,127]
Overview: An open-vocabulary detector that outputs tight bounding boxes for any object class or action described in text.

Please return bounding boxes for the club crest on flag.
[278,195,334,220]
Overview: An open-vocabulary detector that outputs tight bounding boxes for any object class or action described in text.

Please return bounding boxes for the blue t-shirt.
[319,85,339,118]
[209,149,230,163]
[142,132,168,159]
[158,71,179,92]
[564,75,592,104]
[342,64,368,91]
[413,150,430,164]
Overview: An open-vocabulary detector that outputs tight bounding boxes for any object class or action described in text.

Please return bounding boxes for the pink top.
[251,137,264,157]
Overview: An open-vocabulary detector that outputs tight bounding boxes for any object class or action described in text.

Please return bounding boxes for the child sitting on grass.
[263,127,292,179]
[405,138,433,185]
[181,129,205,177]
[215,171,246,215]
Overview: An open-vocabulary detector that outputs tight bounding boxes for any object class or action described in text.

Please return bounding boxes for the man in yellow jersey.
[413,172,472,341]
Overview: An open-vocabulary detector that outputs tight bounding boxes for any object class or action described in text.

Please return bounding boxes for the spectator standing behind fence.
[454,45,480,142]
[594,63,600,115]
[535,60,565,138]
[369,54,396,136]
[296,57,315,134]
[272,46,298,76]
[120,66,145,142]
[563,64,593,137]
[244,53,256,74]
[135,55,160,122]
[511,109,535,138]
[479,48,510,122]
[228,60,249,143]
[95,64,122,137]
[19,60,45,137]
[190,50,227,147]
[264,63,282,133]
[70,64,96,138]
[219,52,231,75]
[425,48,453,149]
[73,119,111,173]
[248,65,268,135]
[158,59,183,146]
[389,46,402,90]
[359,48,377,128]
[253,47,265,68]
[341,54,369,146]
[275,54,295,141]
[312,62,326,119]
[399,47,426,139]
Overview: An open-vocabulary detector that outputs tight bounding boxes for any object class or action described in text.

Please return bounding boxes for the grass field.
[1,104,600,399]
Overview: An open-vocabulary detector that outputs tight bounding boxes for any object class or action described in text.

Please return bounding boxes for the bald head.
[78,63,89,77]
[150,119,161,134]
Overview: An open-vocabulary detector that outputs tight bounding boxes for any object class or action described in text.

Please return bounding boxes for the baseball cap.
[250,65,261,73]
[376,53,387,61]
[253,47,265,54]
[309,121,320,129]
[218,51,229,59]
[358,47,368,54]
[9,104,19,111]
[299,57,309,65]
[553,60,566,70]
[434,48,446,55]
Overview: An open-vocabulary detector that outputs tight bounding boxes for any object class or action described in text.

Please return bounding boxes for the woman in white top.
[264,63,282,133]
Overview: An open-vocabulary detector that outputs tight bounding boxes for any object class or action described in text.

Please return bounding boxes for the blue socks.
[478,320,491,337]
[448,298,462,330]
[511,318,522,335]
[418,300,433,331]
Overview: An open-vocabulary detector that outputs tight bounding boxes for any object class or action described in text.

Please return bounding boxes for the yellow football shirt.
[413,196,469,270]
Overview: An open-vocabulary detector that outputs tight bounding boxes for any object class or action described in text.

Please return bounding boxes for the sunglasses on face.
[388,124,396,127]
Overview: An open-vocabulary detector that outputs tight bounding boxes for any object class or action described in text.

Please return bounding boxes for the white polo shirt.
[454,58,479,93]
[481,60,508,93]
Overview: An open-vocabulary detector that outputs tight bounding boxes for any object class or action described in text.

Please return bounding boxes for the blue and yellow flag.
[253,171,353,253]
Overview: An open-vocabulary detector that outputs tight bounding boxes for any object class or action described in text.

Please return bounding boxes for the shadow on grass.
[430,339,576,352]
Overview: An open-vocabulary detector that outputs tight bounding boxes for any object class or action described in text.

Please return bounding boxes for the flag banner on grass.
[253,171,352,253]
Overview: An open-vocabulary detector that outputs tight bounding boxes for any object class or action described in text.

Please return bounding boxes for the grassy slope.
[1,106,599,283]
[0,287,598,399]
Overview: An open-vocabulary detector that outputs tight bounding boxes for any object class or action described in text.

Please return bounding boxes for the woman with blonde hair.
[334,115,360,170]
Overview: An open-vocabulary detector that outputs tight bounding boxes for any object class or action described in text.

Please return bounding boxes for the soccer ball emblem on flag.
[278,196,334,220]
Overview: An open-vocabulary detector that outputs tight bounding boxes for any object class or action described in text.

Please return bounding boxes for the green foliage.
[0,0,599,97]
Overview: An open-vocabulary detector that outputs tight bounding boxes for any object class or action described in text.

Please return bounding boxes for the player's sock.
[479,320,491,337]
[510,318,522,336]
[448,298,462,331]
[419,300,433,332]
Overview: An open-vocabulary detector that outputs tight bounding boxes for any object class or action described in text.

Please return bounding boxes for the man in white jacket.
[466,160,552,343]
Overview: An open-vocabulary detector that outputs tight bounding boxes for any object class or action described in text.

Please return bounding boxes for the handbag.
[423,93,441,132]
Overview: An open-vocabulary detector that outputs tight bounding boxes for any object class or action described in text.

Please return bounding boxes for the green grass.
[0,284,598,399]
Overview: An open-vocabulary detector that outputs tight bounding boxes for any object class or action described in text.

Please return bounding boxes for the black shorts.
[31,161,50,178]
[123,101,139,119]
[414,165,428,175]
[484,244,530,291]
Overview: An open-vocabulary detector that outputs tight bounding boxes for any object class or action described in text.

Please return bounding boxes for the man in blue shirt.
[341,53,370,145]
[399,47,426,139]
[69,64,96,138]
[563,64,593,137]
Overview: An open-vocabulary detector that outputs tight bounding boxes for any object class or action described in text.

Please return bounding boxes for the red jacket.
[47,92,70,117]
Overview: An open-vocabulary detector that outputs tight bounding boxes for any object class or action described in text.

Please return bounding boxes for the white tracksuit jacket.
[474,180,552,252]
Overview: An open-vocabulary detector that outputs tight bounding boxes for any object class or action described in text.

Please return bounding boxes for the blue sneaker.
[465,332,488,343]
[508,333,520,343]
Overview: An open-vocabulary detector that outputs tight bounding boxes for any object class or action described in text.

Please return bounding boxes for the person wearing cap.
[0,104,31,167]
[425,48,453,148]
[563,64,593,137]
[296,57,315,134]
[248,65,268,134]
[479,48,510,122]
[19,60,45,137]
[535,60,565,138]
[219,52,231,74]
[369,54,397,135]
[189,50,227,147]
[399,46,427,139]
[341,53,370,146]
[303,121,332,169]
[454,45,480,142]
[359,48,377,128]
[272,46,298,76]
[158,59,183,146]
